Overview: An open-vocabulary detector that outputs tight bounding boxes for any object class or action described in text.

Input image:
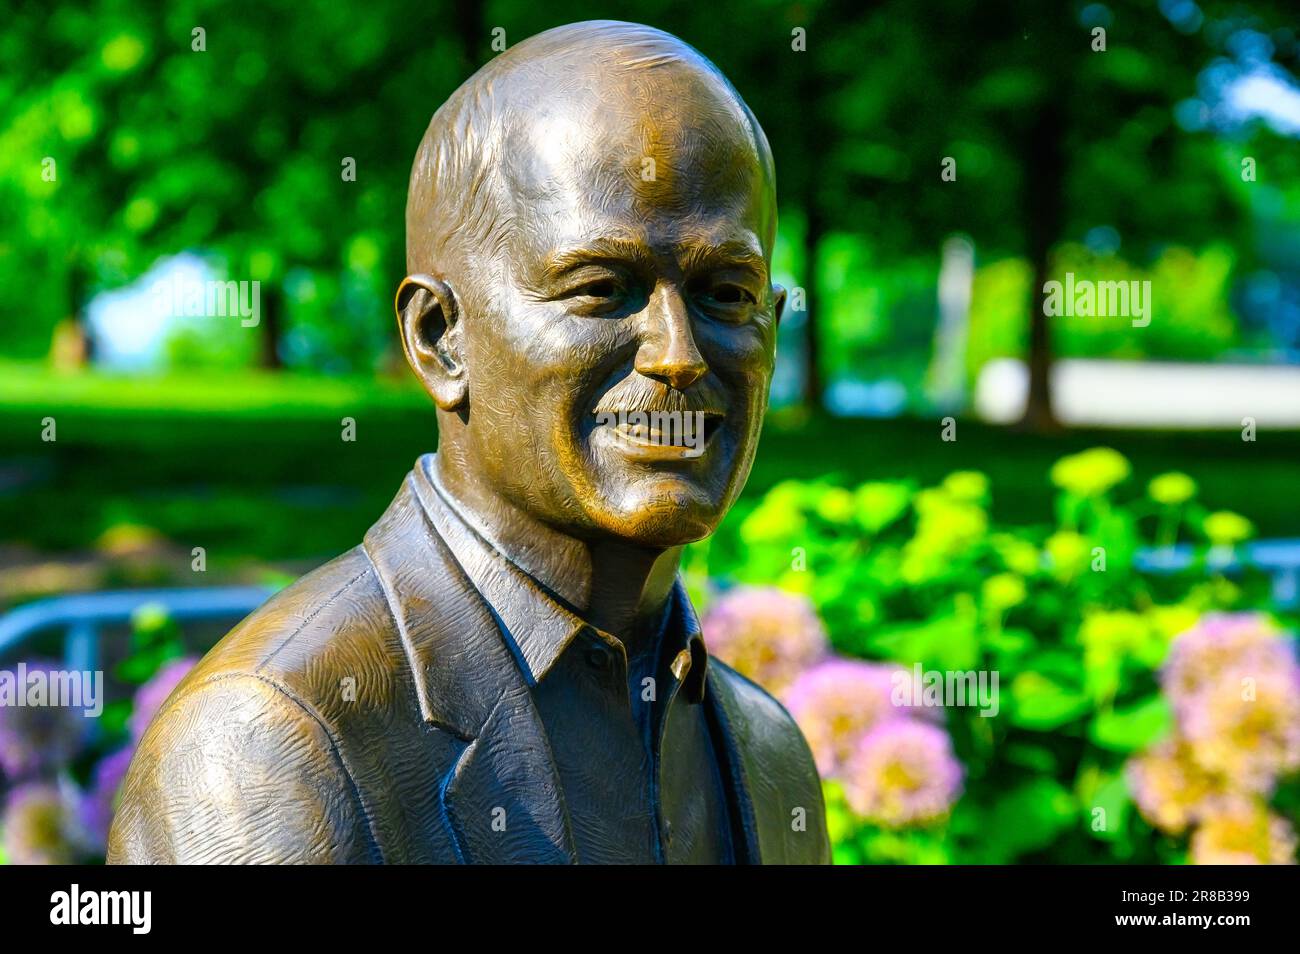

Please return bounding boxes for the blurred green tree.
[2,0,1297,406]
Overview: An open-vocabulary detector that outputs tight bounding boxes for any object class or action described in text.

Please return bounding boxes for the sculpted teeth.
[596,411,720,449]
[616,422,679,445]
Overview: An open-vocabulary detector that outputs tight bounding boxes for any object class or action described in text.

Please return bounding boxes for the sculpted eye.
[694,281,758,313]
[555,273,640,317]
[709,284,754,305]
[578,278,619,299]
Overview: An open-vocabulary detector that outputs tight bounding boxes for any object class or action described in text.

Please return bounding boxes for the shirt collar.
[411,454,709,703]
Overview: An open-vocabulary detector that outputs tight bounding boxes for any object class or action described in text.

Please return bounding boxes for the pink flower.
[1190,799,1297,865]
[1126,739,1229,835]
[2,781,84,865]
[701,587,827,693]
[0,660,85,780]
[77,748,135,849]
[1158,614,1300,792]
[1161,614,1293,717]
[1125,613,1300,859]
[842,719,963,828]
[783,660,917,776]
[1179,665,1300,792]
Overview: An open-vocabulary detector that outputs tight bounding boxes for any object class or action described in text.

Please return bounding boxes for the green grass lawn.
[1,362,1296,568]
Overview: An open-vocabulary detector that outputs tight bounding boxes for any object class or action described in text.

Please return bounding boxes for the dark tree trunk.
[1019,101,1065,432]
[68,253,93,363]
[455,0,484,66]
[803,205,825,411]
[259,284,283,369]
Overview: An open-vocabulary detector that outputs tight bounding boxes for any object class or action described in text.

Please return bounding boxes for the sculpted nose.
[635,287,707,391]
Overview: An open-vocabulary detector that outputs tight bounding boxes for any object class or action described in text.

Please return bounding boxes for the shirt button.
[584,643,613,672]
[670,648,692,682]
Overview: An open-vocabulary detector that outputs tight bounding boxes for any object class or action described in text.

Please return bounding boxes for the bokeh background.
[2,0,1299,864]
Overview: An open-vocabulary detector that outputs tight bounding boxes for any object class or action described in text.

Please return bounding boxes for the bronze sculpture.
[108,20,829,864]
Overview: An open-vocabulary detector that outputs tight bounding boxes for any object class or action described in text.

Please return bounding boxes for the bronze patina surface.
[108,19,829,865]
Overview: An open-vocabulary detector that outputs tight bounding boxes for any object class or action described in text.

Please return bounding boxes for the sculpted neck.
[433,452,681,658]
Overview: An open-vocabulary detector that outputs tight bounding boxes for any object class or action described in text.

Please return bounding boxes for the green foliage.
[115,603,185,685]
[814,234,939,402]
[4,0,1294,385]
[0,0,473,369]
[966,243,1246,385]
[695,446,1286,863]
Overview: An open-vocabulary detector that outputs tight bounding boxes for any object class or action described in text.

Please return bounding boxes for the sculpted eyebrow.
[541,238,654,280]
[680,240,767,277]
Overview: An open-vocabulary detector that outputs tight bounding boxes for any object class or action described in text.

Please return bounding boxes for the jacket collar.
[363,466,577,861]
[413,454,709,703]
[362,456,749,863]
[361,466,508,741]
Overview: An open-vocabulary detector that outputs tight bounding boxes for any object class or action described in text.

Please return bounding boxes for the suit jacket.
[107,462,830,864]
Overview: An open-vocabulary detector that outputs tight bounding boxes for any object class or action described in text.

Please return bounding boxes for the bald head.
[396,21,784,551]
[405,20,776,275]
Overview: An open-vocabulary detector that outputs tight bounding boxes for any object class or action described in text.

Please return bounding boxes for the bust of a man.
[109,20,828,865]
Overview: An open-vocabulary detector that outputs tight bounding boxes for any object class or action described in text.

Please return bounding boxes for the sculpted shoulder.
[707,659,832,864]
[108,544,452,864]
[707,659,817,775]
[164,546,404,718]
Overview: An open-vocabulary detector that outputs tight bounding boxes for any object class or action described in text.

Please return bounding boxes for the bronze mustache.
[592,377,727,418]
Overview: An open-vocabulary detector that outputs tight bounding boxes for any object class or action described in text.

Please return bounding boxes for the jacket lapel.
[363,470,576,864]
[439,684,574,864]
[704,672,767,864]
[706,665,831,864]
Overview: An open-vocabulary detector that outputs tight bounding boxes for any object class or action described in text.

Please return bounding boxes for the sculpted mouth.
[592,408,724,456]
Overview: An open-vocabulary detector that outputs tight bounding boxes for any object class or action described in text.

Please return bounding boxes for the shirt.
[416,460,734,863]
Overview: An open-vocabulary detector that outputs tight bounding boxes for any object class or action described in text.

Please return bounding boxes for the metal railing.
[0,539,1297,668]
[1133,538,1300,609]
[0,586,276,670]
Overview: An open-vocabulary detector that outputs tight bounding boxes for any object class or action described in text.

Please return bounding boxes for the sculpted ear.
[771,283,787,326]
[396,274,467,411]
